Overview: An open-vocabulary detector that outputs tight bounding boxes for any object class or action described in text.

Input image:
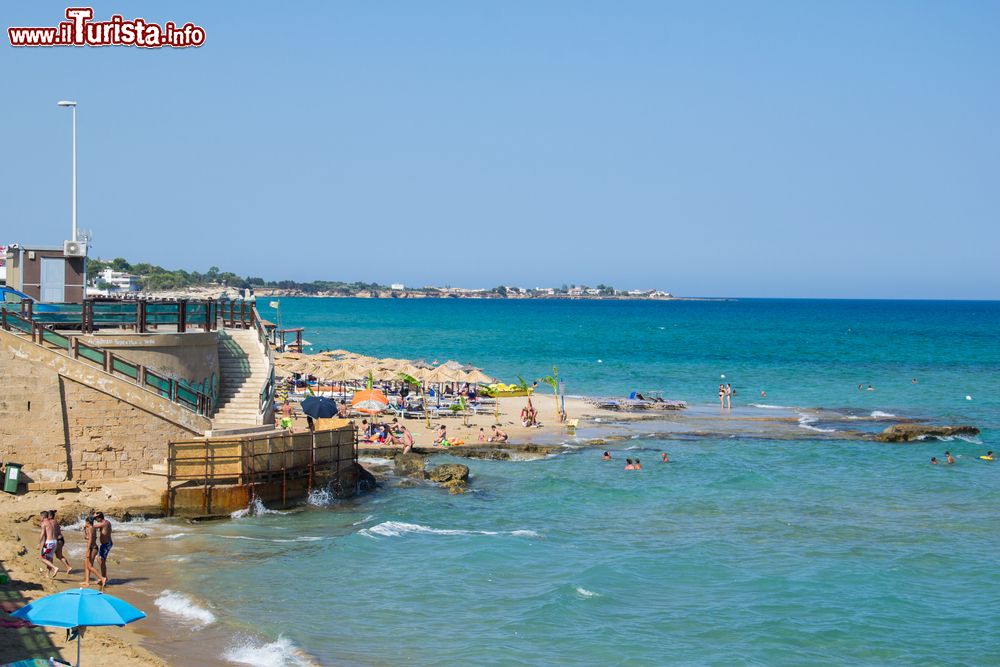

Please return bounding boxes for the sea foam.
[360,521,539,539]
[797,414,836,433]
[154,590,216,628]
[870,410,897,419]
[575,587,600,598]
[223,634,316,667]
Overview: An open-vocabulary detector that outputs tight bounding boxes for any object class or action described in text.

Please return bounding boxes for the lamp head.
[57,100,77,107]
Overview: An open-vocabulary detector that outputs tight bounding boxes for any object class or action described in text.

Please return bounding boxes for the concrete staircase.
[212,329,271,429]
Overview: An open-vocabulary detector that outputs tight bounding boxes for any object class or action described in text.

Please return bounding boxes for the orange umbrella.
[351,388,389,414]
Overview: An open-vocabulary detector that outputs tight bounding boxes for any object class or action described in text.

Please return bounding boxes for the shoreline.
[0,396,977,666]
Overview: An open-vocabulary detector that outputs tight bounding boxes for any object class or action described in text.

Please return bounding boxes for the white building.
[97,268,141,293]
[390,283,405,291]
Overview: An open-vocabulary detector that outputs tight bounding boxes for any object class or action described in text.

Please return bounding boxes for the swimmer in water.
[760,390,766,398]
[912,378,918,384]
[930,457,939,465]
[945,451,955,465]
[624,458,635,471]
[981,451,994,461]
[867,384,874,391]
[602,451,611,461]
[634,458,642,470]
[661,452,669,463]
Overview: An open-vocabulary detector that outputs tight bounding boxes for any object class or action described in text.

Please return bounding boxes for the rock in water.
[427,464,470,484]
[875,424,980,443]
[394,454,427,479]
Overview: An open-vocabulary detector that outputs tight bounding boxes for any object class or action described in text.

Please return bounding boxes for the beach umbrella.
[464,369,492,384]
[12,588,146,666]
[351,388,389,414]
[301,396,340,419]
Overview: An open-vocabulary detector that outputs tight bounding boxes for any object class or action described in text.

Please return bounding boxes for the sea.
[117,298,1000,666]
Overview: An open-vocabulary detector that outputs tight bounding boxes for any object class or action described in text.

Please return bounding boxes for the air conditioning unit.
[64,240,87,257]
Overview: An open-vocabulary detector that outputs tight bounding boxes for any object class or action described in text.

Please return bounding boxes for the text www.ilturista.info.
[8,7,205,48]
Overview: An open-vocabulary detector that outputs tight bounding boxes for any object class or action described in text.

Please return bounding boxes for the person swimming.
[624,458,635,471]
[602,451,611,461]
[661,452,669,463]
[634,458,642,470]
[930,457,939,465]
[945,451,955,464]
[981,451,994,461]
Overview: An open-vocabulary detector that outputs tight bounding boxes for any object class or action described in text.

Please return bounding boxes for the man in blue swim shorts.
[94,511,113,584]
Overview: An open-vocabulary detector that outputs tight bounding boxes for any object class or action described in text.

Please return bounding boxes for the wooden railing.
[0,309,214,417]
[166,425,357,512]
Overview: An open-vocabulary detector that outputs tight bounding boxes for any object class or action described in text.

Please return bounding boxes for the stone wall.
[0,328,207,483]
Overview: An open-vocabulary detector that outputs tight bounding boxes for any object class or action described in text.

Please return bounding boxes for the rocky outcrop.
[394,453,427,479]
[875,424,980,443]
[427,463,470,494]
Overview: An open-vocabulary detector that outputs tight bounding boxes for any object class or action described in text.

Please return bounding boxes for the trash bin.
[3,463,22,494]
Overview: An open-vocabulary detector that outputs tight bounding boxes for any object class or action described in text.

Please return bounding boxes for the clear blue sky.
[3,1,998,298]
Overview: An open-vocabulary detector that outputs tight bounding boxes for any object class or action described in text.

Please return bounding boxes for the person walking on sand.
[81,516,107,590]
[37,511,61,578]
[94,512,113,585]
[49,510,72,575]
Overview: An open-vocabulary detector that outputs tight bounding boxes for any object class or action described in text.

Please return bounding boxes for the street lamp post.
[57,100,77,242]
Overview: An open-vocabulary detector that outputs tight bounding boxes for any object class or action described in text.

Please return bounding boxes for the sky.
[2,1,998,298]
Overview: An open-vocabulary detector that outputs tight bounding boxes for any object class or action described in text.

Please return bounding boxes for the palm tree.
[539,365,561,418]
[398,372,430,428]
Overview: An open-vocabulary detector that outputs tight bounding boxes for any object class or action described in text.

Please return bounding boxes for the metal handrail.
[0,308,213,417]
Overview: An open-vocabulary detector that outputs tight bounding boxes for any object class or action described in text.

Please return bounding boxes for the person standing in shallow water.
[725,384,733,409]
[718,384,725,409]
[945,451,955,464]
[661,452,669,463]
[95,512,113,586]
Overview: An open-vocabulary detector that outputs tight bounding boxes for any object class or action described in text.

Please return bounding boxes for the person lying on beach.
[945,451,955,464]
[661,453,669,463]
[50,510,72,574]
[37,511,61,579]
[624,459,635,471]
[489,425,508,443]
[602,451,612,461]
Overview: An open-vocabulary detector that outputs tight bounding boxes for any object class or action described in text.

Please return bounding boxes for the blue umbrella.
[12,588,146,666]
[300,396,339,419]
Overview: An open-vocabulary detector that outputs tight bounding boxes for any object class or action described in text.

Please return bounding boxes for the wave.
[231,498,287,519]
[360,521,540,539]
[154,590,216,628]
[575,587,600,598]
[870,411,897,419]
[915,434,983,444]
[797,414,836,433]
[306,488,333,506]
[217,535,324,543]
[163,532,187,540]
[750,404,790,410]
[223,634,317,667]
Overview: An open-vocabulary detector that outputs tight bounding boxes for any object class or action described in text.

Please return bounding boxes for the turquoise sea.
[130,299,1000,665]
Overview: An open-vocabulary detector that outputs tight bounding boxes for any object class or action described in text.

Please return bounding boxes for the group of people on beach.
[38,509,112,590]
[360,418,415,453]
[718,383,735,409]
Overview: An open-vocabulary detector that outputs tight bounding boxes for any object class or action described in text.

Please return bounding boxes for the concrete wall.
[79,331,219,398]
[0,328,209,483]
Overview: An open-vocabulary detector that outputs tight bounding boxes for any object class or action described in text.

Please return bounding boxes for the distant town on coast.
[81,256,696,300]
